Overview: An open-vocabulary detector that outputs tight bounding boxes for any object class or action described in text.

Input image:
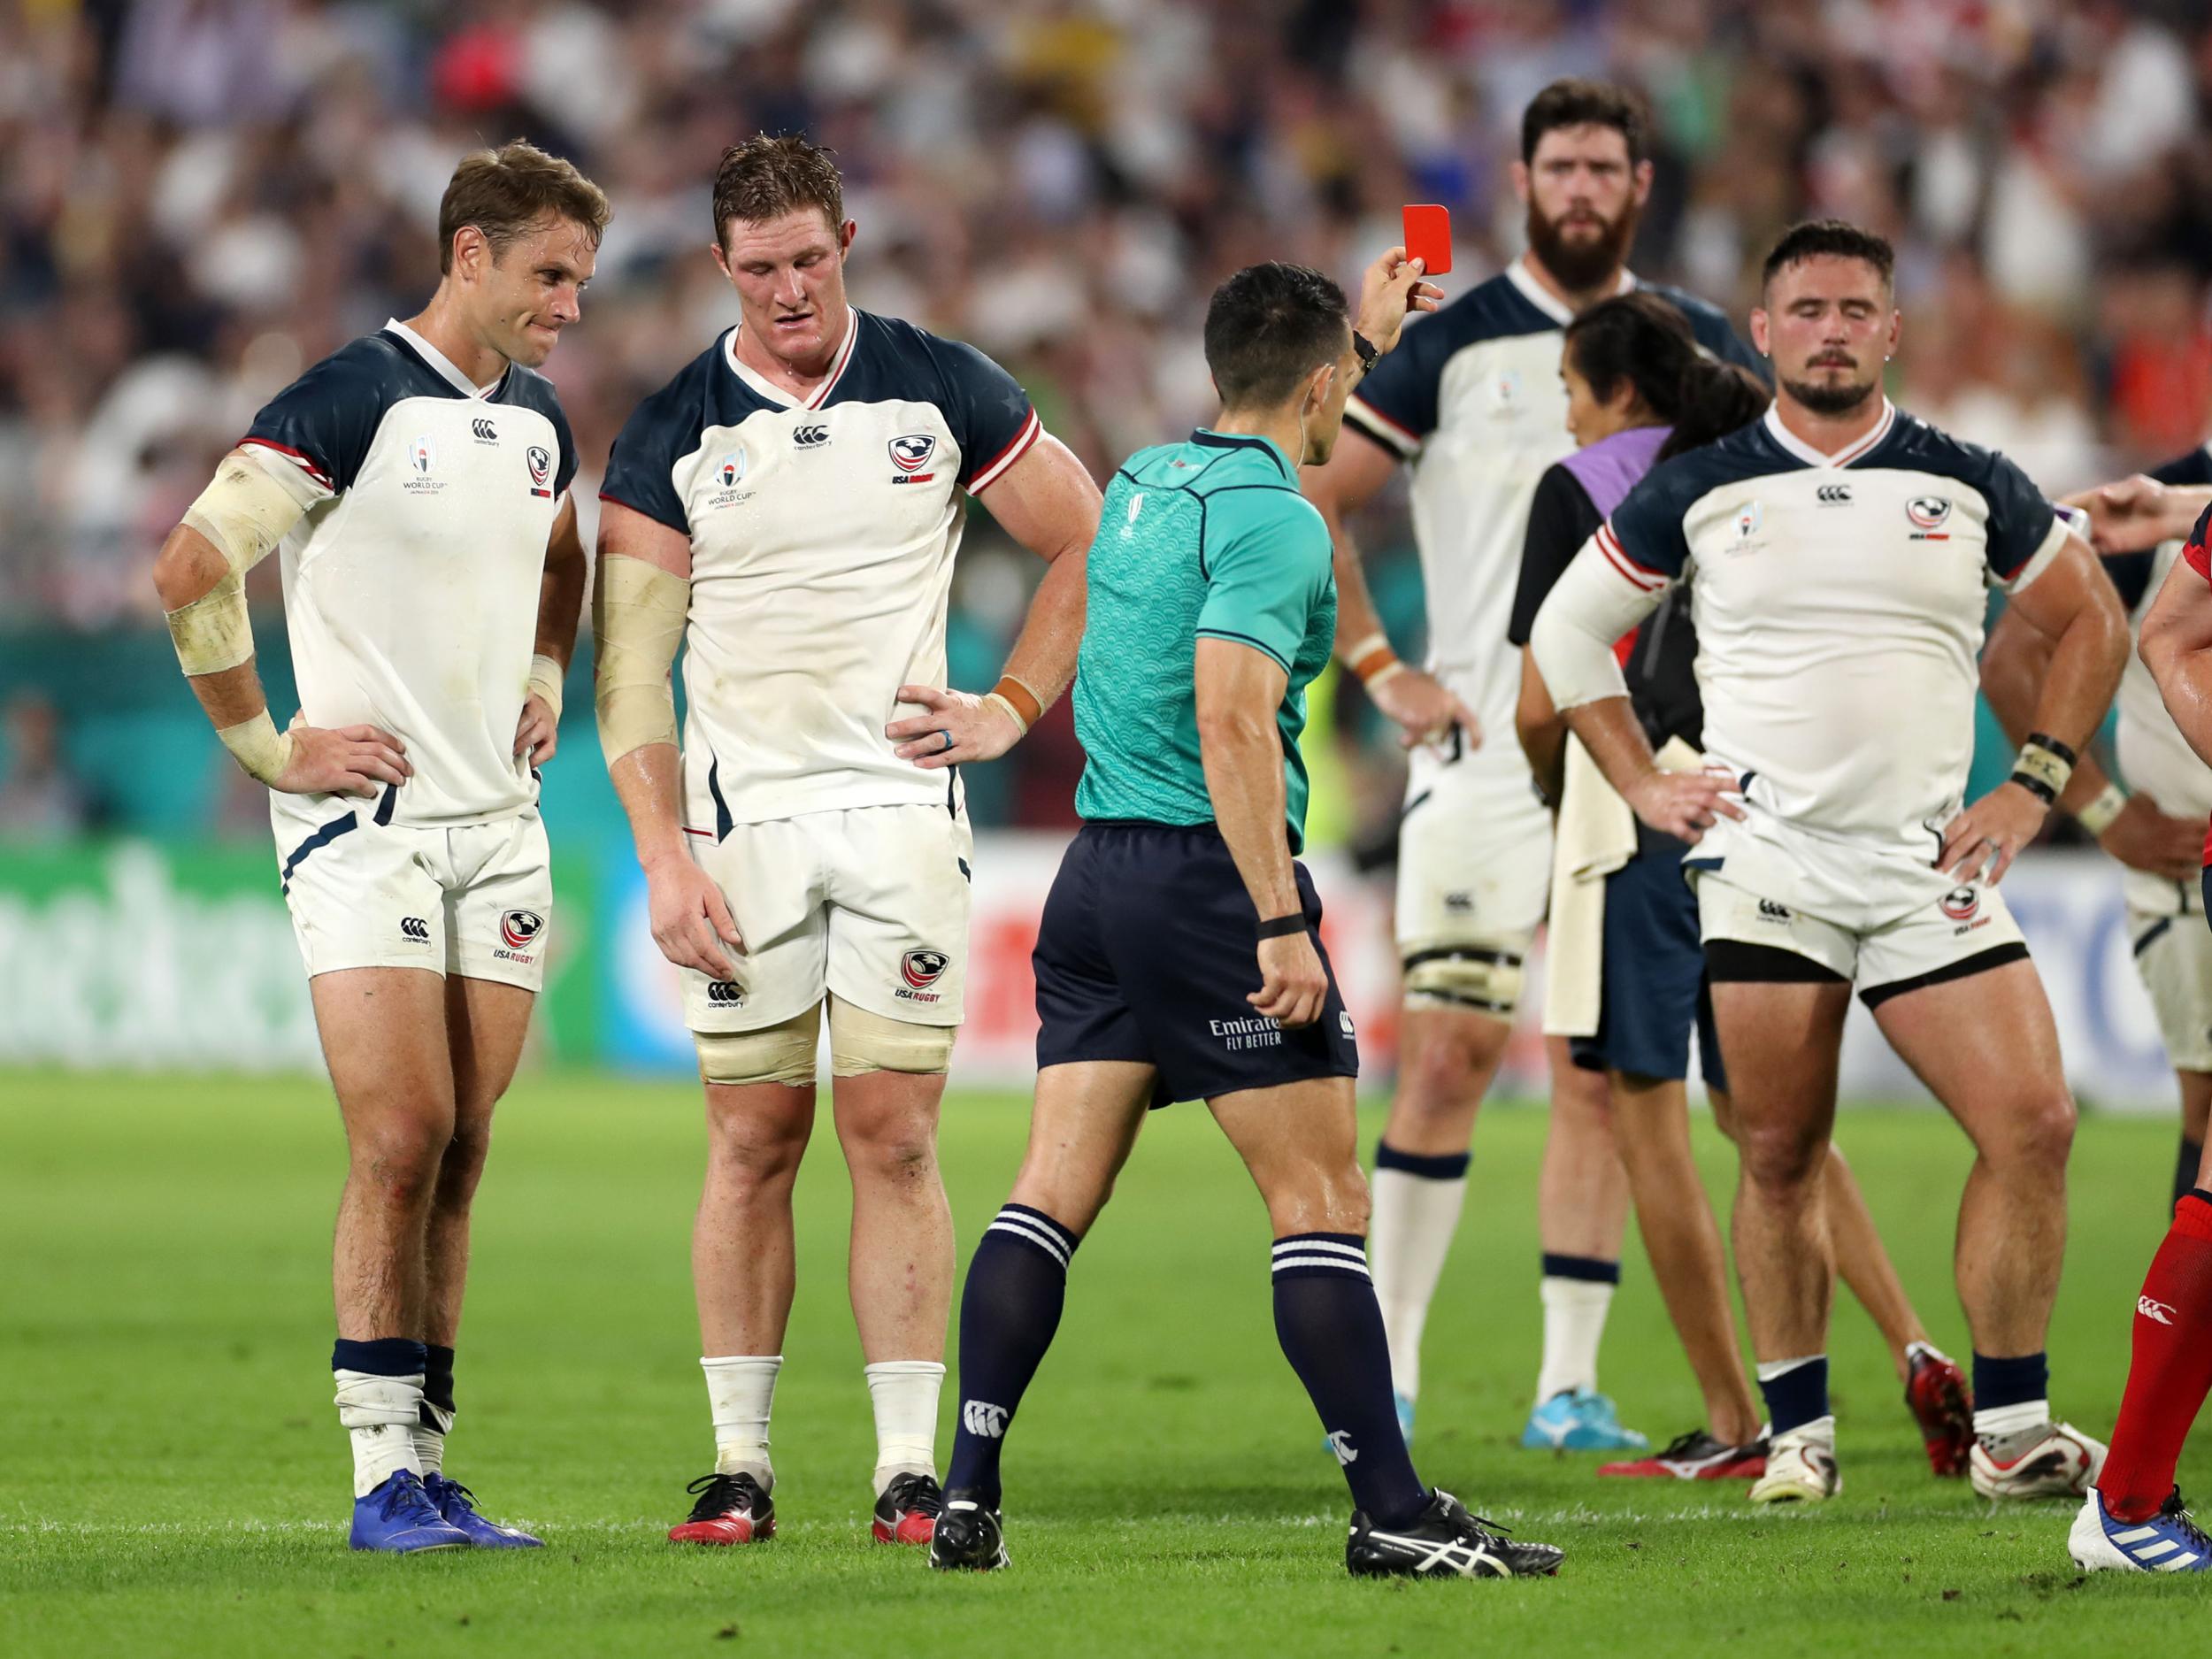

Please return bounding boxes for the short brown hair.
[1762,219,1896,293]
[712,134,844,247]
[437,140,611,274]
[1522,79,1649,167]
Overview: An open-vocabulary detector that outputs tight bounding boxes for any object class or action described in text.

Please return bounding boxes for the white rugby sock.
[864,1360,946,1494]
[1368,1145,1471,1402]
[412,1402,452,1477]
[1533,1270,1616,1403]
[334,1370,425,1498]
[1973,1399,2050,1439]
[703,1355,783,1488]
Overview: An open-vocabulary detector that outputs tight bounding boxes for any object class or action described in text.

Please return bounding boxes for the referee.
[928,253,1565,1581]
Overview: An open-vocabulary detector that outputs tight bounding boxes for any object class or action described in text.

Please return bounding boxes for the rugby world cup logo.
[717,449,745,488]
[411,434,436,475]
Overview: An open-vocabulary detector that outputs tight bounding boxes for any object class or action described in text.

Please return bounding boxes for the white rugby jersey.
[242,319,576,827]
[601,309,1042,831]
[2109,446,2212,916]
[1591,401,2067,849]
[1343,257,1760,780]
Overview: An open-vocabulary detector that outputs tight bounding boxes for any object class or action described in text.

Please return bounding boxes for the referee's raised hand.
[1251,930,1328,1029]
[1352,247,1445,358]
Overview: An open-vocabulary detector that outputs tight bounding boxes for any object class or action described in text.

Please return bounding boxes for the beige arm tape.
[164,449,318,678]
[695,1004,821,1087]
[527,654,565,723]
[595,557,689,764]
[828,996,955,1077]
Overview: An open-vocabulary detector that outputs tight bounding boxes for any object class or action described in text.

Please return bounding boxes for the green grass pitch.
[2,1071,2204,1656]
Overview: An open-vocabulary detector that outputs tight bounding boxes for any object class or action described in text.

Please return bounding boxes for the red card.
[1402,204,1452,276]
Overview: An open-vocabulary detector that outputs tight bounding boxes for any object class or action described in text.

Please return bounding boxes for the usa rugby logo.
[902,949,950,989]
[526,445,552,497]
[1908,496,1952,540]
[888,434,937,486]
[1939,887,1978,922]
[500,909,544,950]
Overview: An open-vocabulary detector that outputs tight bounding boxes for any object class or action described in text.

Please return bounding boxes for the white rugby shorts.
[680,800,973,1033]
[272,791,552,990]
[1394,737,1553,1015]
[2130,895,2212,1073]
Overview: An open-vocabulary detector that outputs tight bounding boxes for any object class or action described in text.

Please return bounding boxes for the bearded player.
[1304,78,1763,1450]
[1531,219,2124,1506]
[150,142,607,1550]
[594,135,1102,1548]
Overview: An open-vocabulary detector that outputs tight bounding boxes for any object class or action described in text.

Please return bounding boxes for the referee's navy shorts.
[1033,821,1359,1108]
[1569,822,1729,1091]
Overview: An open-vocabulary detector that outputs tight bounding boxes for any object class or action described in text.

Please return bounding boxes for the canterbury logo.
[1816,484,1852,503]
[1757,899,1792,921]
[706,981,744,1007]
[2139,1296,2177,1325]
[399,918,429,941]
[962,1400,1009,1438]
[793,425,829,447]
[471,418,497,442]
[1325,1431,1358,1467]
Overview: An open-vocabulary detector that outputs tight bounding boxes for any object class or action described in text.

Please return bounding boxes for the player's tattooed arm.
[516,494,588,765]
[888,433,1102,769]
[595,503,741,979]
[151,449,410,798]
[1195,638,1327,1030]
[1943,532,2127,883]
[1981,599,2199,880]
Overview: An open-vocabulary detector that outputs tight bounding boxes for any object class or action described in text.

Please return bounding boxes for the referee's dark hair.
[1203,262,1349,411]
[1562,293,1769,461]
[1522,79,1649,166]
[1762,219,1896,295]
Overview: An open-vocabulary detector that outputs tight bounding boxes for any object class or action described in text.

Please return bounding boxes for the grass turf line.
[0,1071,2202,1656]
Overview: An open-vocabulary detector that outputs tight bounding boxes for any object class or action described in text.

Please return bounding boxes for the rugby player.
[593,135,1102,1548]
[2070,495,2212,1571]
[1529,220,2126,1505]
[1304,79,1764,1450]
[1983,464,2210,1211]
[929,252,1564,1580]
[149,142,607,1550]
[1509,292,1972,1483]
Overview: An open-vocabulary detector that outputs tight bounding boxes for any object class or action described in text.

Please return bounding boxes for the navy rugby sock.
[944,1204,1079,1509]
[1272,1233,1427,1527]
[2178,1138,2204,1215]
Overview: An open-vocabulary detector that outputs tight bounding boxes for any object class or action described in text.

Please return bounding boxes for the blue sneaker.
[349,1470,472,1552]
[2070,1486,2212,1572]
[424,1472,543,1548]
[1520,1388,1648,1452]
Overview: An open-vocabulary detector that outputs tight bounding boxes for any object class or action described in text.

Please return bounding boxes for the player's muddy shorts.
[273,790,551,991]
[1034,821,1359,1109]
[681,801,972,1033]
[1695,869,2026,1009]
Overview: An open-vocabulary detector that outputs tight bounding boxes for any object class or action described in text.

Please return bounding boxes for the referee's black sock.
[944,1204,1080,1509]
[1272,1233,1427,1528]
[2178,1138,2204,1215]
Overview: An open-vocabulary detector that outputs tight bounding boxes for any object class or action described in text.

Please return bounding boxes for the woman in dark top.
[1510,294,1973,1485]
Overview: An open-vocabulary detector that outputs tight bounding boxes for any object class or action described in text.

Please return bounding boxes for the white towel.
[1542,736,1702,1038]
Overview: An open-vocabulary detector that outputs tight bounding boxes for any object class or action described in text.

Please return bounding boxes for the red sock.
[2100,1190,2212,1523]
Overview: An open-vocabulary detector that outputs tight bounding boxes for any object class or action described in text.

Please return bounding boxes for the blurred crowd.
[4,0,2212,837]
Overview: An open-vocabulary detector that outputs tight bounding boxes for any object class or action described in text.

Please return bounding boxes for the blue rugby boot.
[2070,1487,2212,1573]
[1521,1387,1648,1452]
[349,1470,472,1553]
[423,1473,543,1548]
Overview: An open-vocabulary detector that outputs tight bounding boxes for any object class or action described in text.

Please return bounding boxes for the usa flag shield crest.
[888,434,936,472]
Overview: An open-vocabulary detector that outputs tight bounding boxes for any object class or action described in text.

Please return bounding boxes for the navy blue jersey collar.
[380,319,510,400]
[1191,427,1294,480]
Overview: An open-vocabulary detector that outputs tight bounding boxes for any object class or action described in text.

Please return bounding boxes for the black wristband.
[1350,331,1379,373]
[2009,771,2058,806]
[1256,913,1308,940]
[2024,732,2078,767]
